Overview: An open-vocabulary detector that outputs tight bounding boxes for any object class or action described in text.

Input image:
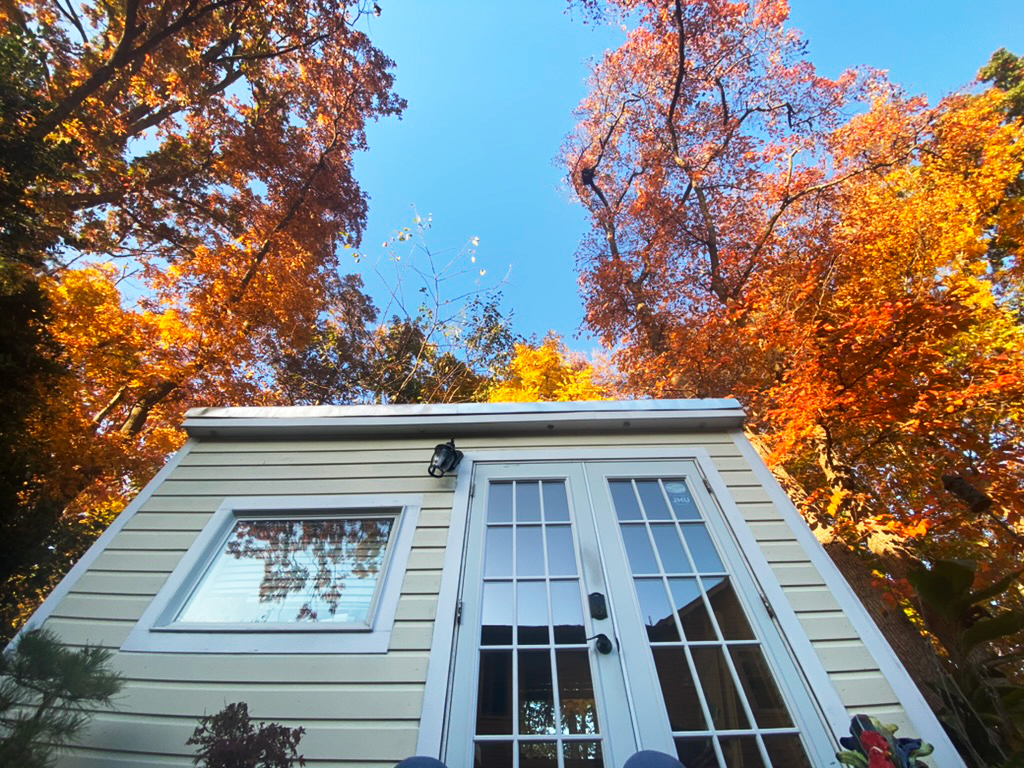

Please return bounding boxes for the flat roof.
[183,399,746,439]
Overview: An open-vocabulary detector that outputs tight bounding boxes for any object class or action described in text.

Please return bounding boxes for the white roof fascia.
[182,399,746,439]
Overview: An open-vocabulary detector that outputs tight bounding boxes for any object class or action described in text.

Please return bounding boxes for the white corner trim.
[11,439,198,647]
[416,456,475,757]
[729,431,966,767]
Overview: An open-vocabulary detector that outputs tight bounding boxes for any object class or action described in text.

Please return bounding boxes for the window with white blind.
[121,495,421,654]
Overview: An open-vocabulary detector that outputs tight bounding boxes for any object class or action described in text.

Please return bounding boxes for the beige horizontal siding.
[46,426,913,766]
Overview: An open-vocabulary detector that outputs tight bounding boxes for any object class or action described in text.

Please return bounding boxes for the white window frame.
[121,494,421,654]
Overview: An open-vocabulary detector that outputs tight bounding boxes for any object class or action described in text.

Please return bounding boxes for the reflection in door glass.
[636,480,672,519]
[520,742,558,768]
[556,650,599,734]
[481,581,513,645]
[729,646,793,728]
[690,646,750,730]
[477,650,513,734]
[488,482,514,523]
[474,741,513,768]
[620,525,658,573]
[719,736,766,767]
[518,581,550,645]
[762,735,812,768]
[543,482,570,522]
[680,524,725,572]
[563,741,603,767]
[517,526,545,577]
[634,578,680,642]
[652,647,707,731]
[669,577,716,642]
[474,478,603,765]
[519,650,556,734]
[675,737,718,767]
[663,480,700,520]
[550,581,586,644]
[517,482,542,522]
[484,527,513,578]
[546,526,578,577]
[650,524,690,573]
[606,474,812,767]
[609,480,642,520]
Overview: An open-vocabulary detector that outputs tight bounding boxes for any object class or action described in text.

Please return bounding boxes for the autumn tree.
[271,220,519,406]
[567,1,1023,756]
[488,335,609,402]
[0,0,407,636]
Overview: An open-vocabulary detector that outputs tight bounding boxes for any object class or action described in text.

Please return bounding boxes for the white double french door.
[444,460,832,768]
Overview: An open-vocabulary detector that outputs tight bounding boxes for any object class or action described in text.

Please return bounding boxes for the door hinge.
[455,600,463,625]
[701,474,714,494]
[760,593,776,620]
[468,481,475,501]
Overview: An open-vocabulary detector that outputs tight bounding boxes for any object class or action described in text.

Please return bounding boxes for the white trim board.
[9,439,198,649]
[729,431,965,767]
[182,399,746,440]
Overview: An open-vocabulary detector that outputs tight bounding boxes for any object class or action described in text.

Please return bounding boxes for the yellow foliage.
[488,336,609,403]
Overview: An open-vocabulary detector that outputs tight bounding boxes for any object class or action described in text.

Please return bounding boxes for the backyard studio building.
[20,399,963,767]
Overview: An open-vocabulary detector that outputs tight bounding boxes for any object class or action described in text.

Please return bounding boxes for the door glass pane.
[609,480,642,520]
[763,735,812,768]
[518,581,550,645]
[517,482,542,523]
[546,526,577,577]
[636,480,672,519]
[669,578,716,641]
[519,650,556,734]
[719,736,765,767]
[705,578,754,640]
[550,581,585,644]
[634,578,680,642]
[729,646,793,728]
[520,742,558,768]
[477,650,513,734]
[664,480,700,520]
[517,527,545,577]
[676,737,718,767]
[556,650,599,734]
[475,742,513,768]
[543,482,570,522]
[651,524,690,573]
[621,525,658,573]
[488,483,514,523]
[652,647,707,731]
[564,741,603,767]
[482,581,513,645]
[681,524,725,572]
[690,646,750,729]
[485,527,513,578]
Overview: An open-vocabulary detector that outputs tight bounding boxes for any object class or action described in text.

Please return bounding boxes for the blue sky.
[352,1,1023,349]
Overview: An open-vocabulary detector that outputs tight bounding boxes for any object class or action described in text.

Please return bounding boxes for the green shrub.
[0,628,122,767]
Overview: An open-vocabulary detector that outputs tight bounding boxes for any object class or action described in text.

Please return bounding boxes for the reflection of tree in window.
[225,518,392,622]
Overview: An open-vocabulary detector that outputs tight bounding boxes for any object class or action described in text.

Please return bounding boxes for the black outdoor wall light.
[428,439,463,478]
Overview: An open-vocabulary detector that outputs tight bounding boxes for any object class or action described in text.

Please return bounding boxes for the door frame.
[416,445,850,762]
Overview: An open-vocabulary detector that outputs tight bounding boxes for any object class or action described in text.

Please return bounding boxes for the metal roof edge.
[183,399,746,440]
